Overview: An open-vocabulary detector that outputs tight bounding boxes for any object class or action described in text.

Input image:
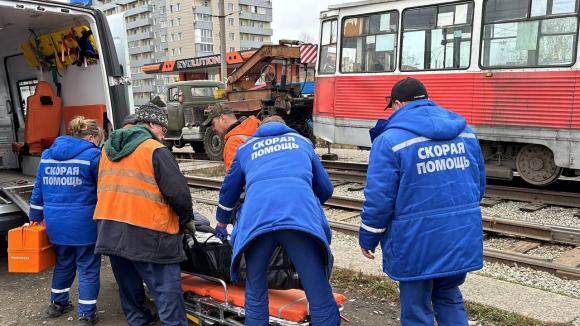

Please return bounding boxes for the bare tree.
[299,32,316,44]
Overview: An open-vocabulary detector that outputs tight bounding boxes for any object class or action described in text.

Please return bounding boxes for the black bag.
[238,245,302,290]
[181,235,232,282]
[181,234,302,290]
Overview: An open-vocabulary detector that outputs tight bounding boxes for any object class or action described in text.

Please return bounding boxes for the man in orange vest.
[94,101,194,326]
[202,104,260,172]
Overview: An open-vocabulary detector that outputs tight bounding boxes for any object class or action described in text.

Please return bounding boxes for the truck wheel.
[163,140,174,152]
[191,142,206,154]
[203,127,224,161]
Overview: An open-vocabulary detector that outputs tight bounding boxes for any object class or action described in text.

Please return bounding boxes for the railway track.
[319,161,580,209]
[186,175,580,279]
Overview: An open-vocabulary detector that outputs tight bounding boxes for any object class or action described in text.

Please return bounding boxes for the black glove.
[184,220,196,236]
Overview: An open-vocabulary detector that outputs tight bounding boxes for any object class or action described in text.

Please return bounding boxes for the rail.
[185,175,580,246]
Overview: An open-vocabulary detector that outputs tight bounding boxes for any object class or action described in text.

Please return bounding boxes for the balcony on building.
[239,0,272,6]
[193,20,213,30]
[239,26,272,36]
[127,31,154,42]
[126,17,153,30]
[192,4,211,15]
[239,10,272,22]
[125,4,153,17]
[240,39,266,49]
[129,45,155,55]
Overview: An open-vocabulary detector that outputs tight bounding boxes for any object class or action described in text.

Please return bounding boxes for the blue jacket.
[360,99,486,282]
[216,122,334,282]
[29,136,101,246]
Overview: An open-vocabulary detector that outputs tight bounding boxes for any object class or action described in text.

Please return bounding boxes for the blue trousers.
[109,255,187,326]
[51,245,100,317]
[244,230,340,326]
[399,274,468,326]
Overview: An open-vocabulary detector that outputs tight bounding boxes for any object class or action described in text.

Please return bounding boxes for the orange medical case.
[7,224,55,273]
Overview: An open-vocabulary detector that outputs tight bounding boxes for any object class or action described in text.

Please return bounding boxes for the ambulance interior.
[0,3,111,177]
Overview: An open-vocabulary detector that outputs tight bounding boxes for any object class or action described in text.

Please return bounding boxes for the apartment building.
[94,0,169,106]
[166,0,273,63]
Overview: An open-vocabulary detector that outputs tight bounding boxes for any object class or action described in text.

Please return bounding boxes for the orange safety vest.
[93,139,179,234]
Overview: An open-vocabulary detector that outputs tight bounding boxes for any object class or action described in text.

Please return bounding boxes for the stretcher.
[181,273,347,325]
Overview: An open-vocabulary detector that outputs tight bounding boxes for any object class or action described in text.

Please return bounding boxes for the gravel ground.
[315,148,370,163]
[478,262,580,299]
[188,185,580,301]
[333,184,366,200]
[482,201,580,228]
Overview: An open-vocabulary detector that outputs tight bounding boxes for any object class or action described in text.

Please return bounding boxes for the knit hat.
[135,101,168,128]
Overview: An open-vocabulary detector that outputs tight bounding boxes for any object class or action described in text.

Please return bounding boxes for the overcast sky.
[271,0,347,43]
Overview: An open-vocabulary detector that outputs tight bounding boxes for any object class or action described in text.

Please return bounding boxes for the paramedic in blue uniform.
[29,116,103,325]
[215,116,340,326]
[359,78,486,326]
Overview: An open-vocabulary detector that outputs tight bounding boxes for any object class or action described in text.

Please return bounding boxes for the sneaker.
[78,315,99,325]
[46,301,73,318]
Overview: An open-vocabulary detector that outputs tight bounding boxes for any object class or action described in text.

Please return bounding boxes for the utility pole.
[218,0,227,83]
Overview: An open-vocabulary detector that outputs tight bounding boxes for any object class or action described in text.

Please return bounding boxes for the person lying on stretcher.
[214,116,341,326]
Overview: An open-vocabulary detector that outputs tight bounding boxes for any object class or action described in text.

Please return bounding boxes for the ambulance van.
[0,0,132,234]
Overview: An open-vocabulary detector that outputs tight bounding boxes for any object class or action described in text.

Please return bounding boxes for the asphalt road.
[0,239,397,326]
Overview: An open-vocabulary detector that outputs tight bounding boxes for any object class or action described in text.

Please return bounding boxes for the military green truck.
[164,80,226,160]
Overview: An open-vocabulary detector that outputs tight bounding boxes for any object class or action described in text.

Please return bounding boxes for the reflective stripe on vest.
[93,139,179,234]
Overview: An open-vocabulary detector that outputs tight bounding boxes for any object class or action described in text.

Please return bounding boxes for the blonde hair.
[69,116,102,140]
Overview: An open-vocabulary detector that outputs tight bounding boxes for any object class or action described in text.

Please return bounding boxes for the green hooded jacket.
[104,125,157,162]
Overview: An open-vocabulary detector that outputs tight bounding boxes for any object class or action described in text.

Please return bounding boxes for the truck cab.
[0,0,131,235]
[165,80,226,160]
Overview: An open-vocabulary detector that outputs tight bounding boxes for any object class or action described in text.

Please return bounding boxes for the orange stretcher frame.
[181,273,346,324]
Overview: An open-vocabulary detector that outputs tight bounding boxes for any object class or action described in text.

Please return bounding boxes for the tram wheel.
[516,144,562,186]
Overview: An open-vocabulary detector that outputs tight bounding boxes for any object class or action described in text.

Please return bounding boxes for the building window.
[161,34,167,42]
[229,32,236,40]
[178,47,182,55]
[172,49,176,56]
[401,2,473,71]
[228,2,234,12]
[195,28,213,43]
[202,1,209,7]
[481,0,578,68]
[341,11,399,72]
[230,47,236,52]
[169,4,173,12]
[196,43,214,53]
[196,13,212,22]
[169,19,173,27]
[177,18,181,26]
[228,18,235,26]
[178,32,182,40]
[176,3,180,11]
[160,20,166,28]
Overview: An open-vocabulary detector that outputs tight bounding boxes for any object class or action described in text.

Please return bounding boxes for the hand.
[215,222,228,241]
[361,247,375,260]
[184,220,196,236]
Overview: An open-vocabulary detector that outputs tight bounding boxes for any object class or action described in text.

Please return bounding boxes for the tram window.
[340,11,398,73]
[401,2,473,71]
[319,19,338,74]
[481,0,578,67]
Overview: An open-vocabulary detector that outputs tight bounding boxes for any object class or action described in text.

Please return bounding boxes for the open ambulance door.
[105,12,134,115]
[94,10,131,129]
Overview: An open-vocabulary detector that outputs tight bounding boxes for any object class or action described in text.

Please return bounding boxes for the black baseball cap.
[385,77,428,110]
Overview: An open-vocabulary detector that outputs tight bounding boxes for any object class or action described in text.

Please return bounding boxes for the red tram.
[314,0,580,185]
